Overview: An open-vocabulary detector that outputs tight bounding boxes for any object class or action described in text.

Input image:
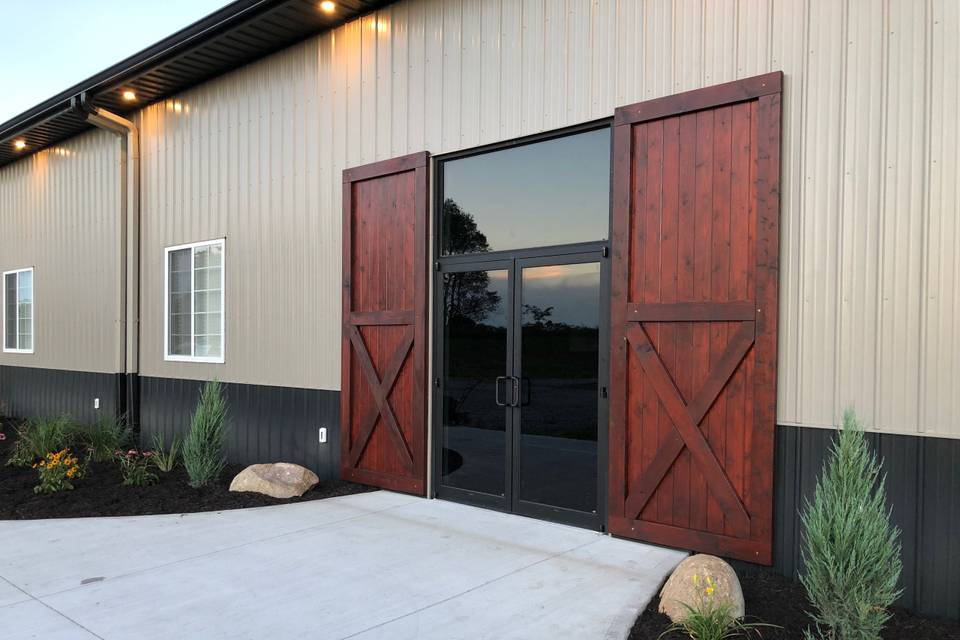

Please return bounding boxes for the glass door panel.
[516,261,601,518]
[439,266,511,501]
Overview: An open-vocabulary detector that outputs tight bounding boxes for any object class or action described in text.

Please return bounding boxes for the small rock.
[229,463,319,499]
[658,554,745,622]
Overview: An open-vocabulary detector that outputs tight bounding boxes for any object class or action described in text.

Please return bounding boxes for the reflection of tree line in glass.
[441,199,501,327]
[443,203,598,382]
[442,200,599,444]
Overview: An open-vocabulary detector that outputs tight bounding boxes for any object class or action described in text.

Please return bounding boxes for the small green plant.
[77,416,131,463]
[116,449,159,486]
[150,432,181,472]
[800,409,902,640]
[182,380,228,488]
[33,448,83,494]
[6,416,75,468]
[660,575,776,640]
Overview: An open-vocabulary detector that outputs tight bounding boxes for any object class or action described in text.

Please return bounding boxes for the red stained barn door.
[608,73,782,563]
[341,152,429,495]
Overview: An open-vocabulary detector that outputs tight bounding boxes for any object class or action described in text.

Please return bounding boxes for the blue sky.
[0,0,228,123]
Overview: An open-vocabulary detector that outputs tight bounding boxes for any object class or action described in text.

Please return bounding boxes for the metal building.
[0,0,957,618]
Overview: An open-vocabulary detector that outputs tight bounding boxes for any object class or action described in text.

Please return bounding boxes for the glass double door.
[436,252,604,529]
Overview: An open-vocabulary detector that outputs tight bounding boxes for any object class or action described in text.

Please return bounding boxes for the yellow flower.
[706,586,715,595]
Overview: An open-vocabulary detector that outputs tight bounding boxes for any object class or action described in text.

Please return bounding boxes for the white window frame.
[164,239,225,364]
[3,267,34,354]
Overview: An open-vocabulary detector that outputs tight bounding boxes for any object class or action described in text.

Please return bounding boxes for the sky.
[0,0,229,123]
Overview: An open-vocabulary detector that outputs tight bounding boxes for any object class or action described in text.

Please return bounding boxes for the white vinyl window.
[164,239,225,363]
[3,268,34,354]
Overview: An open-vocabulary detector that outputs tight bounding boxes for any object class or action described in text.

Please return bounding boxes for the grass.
[75,417,131,463]
[150,432,181,472]
[5,416,75,467]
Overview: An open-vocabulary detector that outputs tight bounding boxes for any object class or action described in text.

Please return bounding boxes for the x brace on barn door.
[345,318,415,472]
[625,306,756,538]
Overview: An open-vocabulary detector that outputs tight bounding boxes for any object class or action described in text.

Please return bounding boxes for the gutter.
[71,94,140,422]
[0,0,274,141]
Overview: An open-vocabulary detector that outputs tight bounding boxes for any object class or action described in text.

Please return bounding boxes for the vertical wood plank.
[607,122,633,520]
[710,104,732,535]
[674,112,698,529]
[691,108,714,533]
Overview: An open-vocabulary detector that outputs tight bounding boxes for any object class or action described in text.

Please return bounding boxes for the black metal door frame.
[431,245,610,530]
[429,120,614,530]
[510,251,608,530]
[433,258,515,514]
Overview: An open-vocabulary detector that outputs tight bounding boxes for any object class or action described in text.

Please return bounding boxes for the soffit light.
[13,139,26,151]
[122,90,137,101]
[320,1,336,13]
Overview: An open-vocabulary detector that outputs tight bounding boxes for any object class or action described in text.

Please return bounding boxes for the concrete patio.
[0,491,686,639]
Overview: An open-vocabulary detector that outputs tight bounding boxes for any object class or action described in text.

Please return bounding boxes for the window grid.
[3,267,33,354]
[165,240,224,363]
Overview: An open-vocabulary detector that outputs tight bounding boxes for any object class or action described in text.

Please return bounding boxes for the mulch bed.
[630,566,960,639]
[0,427,373,520]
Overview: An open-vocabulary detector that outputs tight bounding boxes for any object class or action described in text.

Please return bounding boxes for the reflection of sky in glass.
[485,270,509,328]
[522,263,600,328]
[442,128,610,254]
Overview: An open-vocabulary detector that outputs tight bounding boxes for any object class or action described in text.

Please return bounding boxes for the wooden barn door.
[608,73,781,563]
[341,152,429,495]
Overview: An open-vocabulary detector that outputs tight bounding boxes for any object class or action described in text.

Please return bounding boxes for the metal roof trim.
[0,0,384,167]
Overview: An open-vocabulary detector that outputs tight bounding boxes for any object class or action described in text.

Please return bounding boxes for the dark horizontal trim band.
[348,310,415,326]
[343,151,430,183]
[608,516,771,565]
[627,301,756,322]
[614,71,783,126]
[342,466,423,495]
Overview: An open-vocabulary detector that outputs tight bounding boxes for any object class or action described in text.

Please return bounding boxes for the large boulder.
[229,463,319,499]
[658,554,745,622]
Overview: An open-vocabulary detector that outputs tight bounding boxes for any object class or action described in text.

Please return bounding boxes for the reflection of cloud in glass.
[442,128,610,255]
[521,264,579,281]
[522,263,600,329]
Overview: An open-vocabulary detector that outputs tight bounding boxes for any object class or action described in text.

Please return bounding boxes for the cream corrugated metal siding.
[0,129,121,374]
[1,0,956,438]
[136,41,331,387]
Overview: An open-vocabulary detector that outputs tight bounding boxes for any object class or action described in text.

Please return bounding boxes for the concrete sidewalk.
[0,491,685,639]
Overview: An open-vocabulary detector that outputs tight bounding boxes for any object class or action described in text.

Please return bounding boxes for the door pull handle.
[510,376,521,407]
[495,376,508,407]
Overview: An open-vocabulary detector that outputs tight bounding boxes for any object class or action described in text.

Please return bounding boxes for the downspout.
[72,94,140,424]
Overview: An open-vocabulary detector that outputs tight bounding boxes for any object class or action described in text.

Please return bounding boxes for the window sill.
[3,348,34,355]
[164,355,225,364]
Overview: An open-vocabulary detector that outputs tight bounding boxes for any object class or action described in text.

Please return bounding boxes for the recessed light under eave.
[320,1,336,14]
[13,139,26,151]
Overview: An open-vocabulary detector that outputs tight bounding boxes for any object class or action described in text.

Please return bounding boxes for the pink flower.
[143,451,153,457]
[127,449,138,456]
[0,433,6,441]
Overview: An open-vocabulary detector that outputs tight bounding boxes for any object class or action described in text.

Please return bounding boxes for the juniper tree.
[182,380,228,488]
[800,409,902,640]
